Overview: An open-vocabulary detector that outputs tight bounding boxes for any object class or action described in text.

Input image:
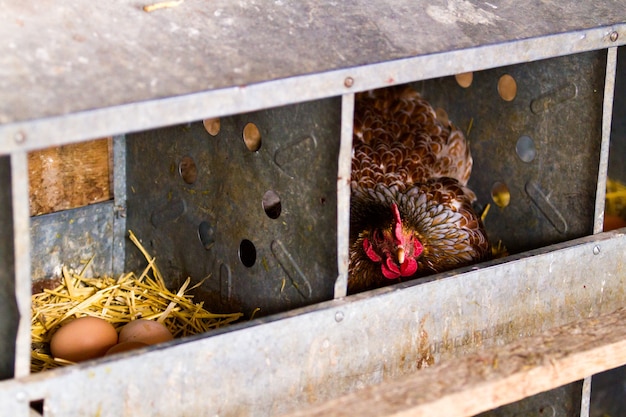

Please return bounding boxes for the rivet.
[335,311,344,322]
[15,391,27,402]
[609,31,619,42]
[344,77,354,88]
[14,131,26,143]
[593,245,600,255]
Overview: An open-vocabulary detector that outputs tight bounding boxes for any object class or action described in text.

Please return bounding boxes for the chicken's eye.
[371,229,384,244]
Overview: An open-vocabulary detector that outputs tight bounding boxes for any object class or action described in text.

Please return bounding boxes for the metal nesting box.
[0,1,625,416]
[124,98,341,317]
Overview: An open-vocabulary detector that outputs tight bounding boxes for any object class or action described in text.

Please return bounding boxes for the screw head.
[593,245,600,255]
[14,131,26,143]
[609,31,619,42]
[344,77,354,88]
[335,311,344,322]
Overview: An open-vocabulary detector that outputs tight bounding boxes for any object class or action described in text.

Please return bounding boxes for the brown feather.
[349,85,489,294]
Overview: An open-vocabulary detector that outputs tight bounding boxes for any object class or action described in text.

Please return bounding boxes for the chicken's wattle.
[361,203,423,280]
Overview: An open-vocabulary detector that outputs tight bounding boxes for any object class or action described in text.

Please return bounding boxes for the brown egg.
[50,316,118,362]
[105,341,149,356]
[118,319,173,345]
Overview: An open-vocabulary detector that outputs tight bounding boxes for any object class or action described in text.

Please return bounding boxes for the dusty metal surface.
[593,47,618,236]
[590,367,626,417]
[121,50,611,318]
[11,47,618,415]
[111,135,128,277]
[10,152,32,379]
[0,156,18,381]
[608,47,626,183]
[0,2,624,153]
[0,0,622,124]
[481,47,616,417]
[419,50,606,254]
[590,45,626,417]
[125,98,340,317]
[477,383,584,417]
[0,3,623,415]
[29,202,116,281]
[0,231,625,417]
[334,94,355,299]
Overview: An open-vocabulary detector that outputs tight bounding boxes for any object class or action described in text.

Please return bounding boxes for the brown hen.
[349,85,490,294]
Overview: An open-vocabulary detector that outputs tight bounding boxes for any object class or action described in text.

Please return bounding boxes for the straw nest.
[31,230,243,372]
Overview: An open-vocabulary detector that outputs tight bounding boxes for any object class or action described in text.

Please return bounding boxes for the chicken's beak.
[397,245,405,265]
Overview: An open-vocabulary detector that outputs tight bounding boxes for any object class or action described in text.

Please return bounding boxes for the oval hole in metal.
[243,123,262,152]
[491,181,511,208]
[455,72,473,88]
[179,155,198,184]
[239,239,257,267]
[262,190,282,219]
[198,221,215,250]
[497,74,517,101]
[516,135,537,163]
[203,118,221,136]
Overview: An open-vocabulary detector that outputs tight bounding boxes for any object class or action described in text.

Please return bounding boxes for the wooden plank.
[283,307,626,417]
[27,138,112,216]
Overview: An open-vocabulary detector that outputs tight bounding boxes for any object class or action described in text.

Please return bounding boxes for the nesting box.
[0,1,625,417]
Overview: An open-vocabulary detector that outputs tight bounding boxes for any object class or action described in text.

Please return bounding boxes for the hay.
[606,178,626,217]
[31,230,243,372]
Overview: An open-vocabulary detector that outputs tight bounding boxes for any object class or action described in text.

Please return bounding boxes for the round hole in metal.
[262,190,282,219]
[203,118,221,136]
[179,156,198,184]
[497,74,517,101]
[239,239,256,268]
[198,221,215,250]
[516,135,536,163]
[243,122,262,152]
[455,72,473,88]
[491,181,511,208]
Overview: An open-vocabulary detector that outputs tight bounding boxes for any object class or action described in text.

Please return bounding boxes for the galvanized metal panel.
[13,47,618,414]
[119,50,611,319]
[334,93,355,299]
[589,44,626,417]
[1,231,625,417]
[29,202,116,281]
[11,152,32,378]
[111,135,128,277]
[592,46,618,238]
[0,156,18,381]
[0,0,623,125]
[608,46,626,182]
[125,97,340,317]
[0,2,624,153]
[0,3,623,415]
[418,50,606,254]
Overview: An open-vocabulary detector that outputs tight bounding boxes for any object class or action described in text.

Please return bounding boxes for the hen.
[348,85,490,294]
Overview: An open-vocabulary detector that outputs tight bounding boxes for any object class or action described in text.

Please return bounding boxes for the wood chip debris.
[143,0,184,12]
